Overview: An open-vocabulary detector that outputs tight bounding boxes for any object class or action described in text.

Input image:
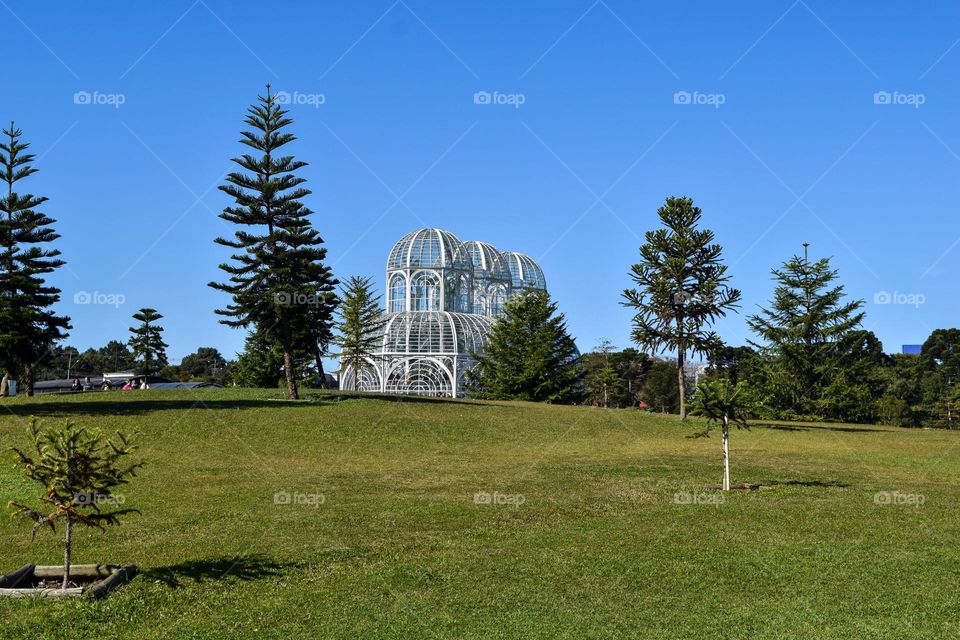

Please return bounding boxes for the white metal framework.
[341,228,547,397]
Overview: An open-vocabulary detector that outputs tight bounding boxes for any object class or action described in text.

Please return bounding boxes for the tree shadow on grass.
[765,479,850,488]
[757,423,889,434]
[314,391,486,407]
[142,554,285,589]
[0,397,344,418]
[0,392,485,419]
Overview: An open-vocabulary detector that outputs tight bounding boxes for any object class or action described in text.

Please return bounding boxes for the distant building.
[902,345,922,355]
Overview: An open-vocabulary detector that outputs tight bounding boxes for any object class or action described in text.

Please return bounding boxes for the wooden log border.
[0,563,138,599]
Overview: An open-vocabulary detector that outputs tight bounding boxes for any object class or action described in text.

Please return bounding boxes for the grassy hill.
[1,389,958,639]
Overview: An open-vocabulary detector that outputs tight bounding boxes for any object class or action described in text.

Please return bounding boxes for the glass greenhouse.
[340,228,547,397]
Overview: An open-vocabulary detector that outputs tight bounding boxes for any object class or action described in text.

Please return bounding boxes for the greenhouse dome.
[502,251,547,291]
[341,228,548,397]
[461,240,511,316]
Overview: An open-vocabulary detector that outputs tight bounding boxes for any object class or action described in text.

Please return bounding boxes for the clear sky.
[2,1,958,363]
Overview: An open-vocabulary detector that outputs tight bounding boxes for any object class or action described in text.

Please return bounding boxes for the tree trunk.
[314,349,328,389]
[677,350,686,419]
[722,415,731,491]
[283,349,299,400]
[23,364,34,397]
[62,513,73,590]
[0,373,7,397]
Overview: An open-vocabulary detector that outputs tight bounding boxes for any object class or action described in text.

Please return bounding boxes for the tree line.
[1,91,953,420]
[0,88,341,397]
[580,196,957,428]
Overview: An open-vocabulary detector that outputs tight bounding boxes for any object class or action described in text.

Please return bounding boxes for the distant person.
[140,378,148,390]
[101,380,112,391]
[83,376,92,391]
[121,379,133,391]
[71,378,81,391]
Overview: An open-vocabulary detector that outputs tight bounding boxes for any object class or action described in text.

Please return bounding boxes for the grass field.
[0,388,958,639]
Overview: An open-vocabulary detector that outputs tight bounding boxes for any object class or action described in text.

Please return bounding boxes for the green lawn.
[1,388,958,639]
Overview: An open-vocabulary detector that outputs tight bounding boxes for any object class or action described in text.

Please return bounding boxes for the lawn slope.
[1,389,958,639]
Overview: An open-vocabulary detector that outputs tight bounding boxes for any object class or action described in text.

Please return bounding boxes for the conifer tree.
[210,85,337,400]
[128,308,168,375]
[334,276,387,391]
[585,339,620,408]
[303,286,339,389]
[747,244,864,417]
[10,418,143,589]
[691,378,752,490]
[468,291,582,403]
[0,122,71,396]
[623,196,741,418]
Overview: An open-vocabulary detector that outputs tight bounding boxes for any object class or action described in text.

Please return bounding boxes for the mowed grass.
[1,389,959,639]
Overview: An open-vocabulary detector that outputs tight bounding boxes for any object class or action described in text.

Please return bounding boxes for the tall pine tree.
[128,308,168,375]
[747,244,864,417]
[210,85,337,399]
[622,196,741,418]
[335,276,387,391]
[467,290,582,403]
[0,122,71,396]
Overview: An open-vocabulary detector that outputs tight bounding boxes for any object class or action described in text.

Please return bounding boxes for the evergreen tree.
[747,244,864,418]
[209,85,337,400]
[0,123,71,396]
[334,276,386,391]
[691,379,752,490]
[623,196,741,418]
[128,308,168,375]
[468,291,582,403]
[233,330,310,388]
[303,288,339,389]
[10,418,143,590]
[584,339,620,408]
[919,328,960,427]
[639,359,681,413]
[233,332,282,388]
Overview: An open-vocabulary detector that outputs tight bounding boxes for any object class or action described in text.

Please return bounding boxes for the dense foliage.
[693,249,959,427]
[468,291,582,403]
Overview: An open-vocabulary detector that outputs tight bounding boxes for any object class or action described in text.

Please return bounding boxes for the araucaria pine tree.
[335,276,387,391]
[468,291,582,403]
[0,122,71,396]
[128,308,168,375]
[210,85,338,400]
[692,378,752,490]
[747,244,864,418]
[623,196,741,418]
[10,417,143,590]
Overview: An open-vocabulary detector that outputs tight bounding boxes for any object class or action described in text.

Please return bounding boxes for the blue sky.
[2,0,959,363]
